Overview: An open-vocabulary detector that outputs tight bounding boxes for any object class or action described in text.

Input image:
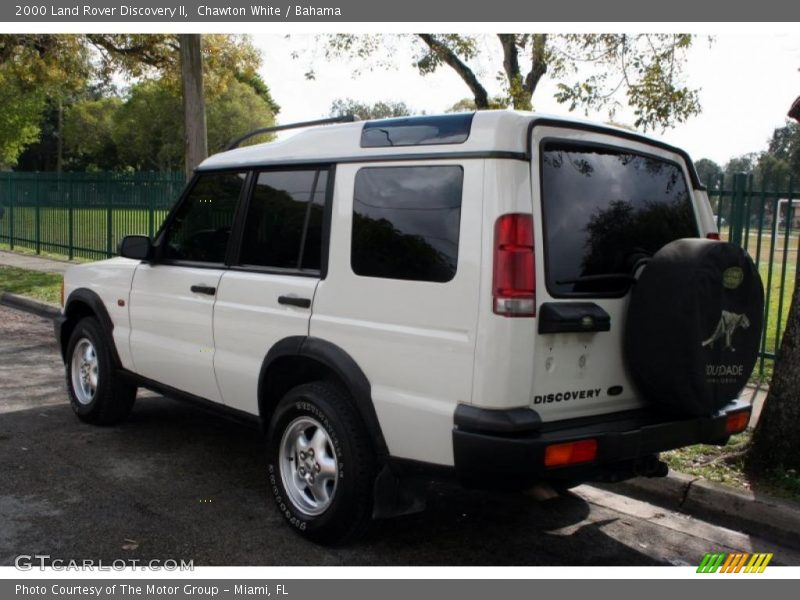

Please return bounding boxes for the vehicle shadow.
[0,394,661,566]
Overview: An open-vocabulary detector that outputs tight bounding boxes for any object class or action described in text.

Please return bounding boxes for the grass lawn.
[0,265,62,305]
[663,430,800,502]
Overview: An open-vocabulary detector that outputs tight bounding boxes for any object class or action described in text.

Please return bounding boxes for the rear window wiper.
[555,273,637,285]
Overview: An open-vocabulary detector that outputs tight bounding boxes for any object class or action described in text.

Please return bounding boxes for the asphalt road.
[1,304,797,566]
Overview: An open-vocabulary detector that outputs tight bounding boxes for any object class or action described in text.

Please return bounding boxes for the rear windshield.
[541,141,698,296]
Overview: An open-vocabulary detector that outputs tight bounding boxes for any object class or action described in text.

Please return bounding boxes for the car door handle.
[278,295,311,308]
[190,285,217,296]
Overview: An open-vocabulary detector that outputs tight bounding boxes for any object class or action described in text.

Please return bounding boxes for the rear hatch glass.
[541,141,698,296]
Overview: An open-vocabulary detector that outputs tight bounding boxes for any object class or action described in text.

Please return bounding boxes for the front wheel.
[267,382,376,544]
[65,317,136,425]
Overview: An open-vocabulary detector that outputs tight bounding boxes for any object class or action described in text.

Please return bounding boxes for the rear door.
[212,167,329,414]
[530,126,701,420]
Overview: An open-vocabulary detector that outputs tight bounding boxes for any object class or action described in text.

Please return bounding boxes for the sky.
[253,34,800,166]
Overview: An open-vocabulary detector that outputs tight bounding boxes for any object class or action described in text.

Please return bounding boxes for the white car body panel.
[212,270,318,414]
[62,257,139,370]
[128,264,224,402]
[309,160,484,466]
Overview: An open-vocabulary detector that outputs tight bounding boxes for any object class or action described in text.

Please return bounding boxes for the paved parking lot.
[1,304,797,566]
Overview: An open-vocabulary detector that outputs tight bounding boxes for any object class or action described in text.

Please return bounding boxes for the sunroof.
[360,113,475,148]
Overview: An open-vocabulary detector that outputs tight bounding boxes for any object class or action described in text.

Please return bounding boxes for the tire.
[266,382,376,545]
[625,239,764,416]
[65,317,137,425]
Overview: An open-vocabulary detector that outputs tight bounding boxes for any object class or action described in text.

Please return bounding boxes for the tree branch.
[417,34,489,108]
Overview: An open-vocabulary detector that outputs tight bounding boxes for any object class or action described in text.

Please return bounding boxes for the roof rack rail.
[225,114,359,150]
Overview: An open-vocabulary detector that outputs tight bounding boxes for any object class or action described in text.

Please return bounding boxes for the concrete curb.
[0,292,60,319]
[593,471,800,549]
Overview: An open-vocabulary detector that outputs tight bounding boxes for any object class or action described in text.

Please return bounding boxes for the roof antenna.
[225,114,359,150]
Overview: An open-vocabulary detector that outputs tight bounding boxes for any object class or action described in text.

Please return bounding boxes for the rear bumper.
[452,398,751,488]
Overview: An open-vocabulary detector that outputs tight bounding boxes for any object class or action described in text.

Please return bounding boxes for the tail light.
[706,232,721,240]
[726,410,750,434]
[60,280,65,307]
[493,213,535,317]
[544,439,598,467]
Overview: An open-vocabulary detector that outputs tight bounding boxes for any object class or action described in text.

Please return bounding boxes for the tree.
[724,153,758,178]
[0,35,92,168]
[323,34,701,131]
[694,158,723,187]
[0,71,46,167]
[756,122,800,188]
[180,34,208,177]
[110,78,277,172]
[206,79,277,152]
[329,98,412,120]
[62,96,123,171]
[0,34,266,169]
[747,97,800,473]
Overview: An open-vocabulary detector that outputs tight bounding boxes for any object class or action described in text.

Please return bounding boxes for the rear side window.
[239,169,328,272]
[351,165,464,283]
[541,142,698,295]
[163,171,245,264]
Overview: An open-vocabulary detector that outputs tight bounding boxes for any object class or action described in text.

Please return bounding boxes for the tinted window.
[239,169,328,271]
[163,172,244,263]
[541,142,698,295]
[361,114,474,147]
[352,166,463,282]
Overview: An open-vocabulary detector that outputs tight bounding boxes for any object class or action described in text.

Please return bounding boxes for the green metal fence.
[706,172,798,378]
[0,171,185,261]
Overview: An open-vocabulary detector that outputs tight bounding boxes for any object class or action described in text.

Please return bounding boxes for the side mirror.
[118,235,153,261]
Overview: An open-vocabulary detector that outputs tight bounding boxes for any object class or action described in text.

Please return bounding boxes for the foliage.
[329,98,412,119]
[0,34,269,169]
[108,78,277,171]
[0,71,46,167]
[206,79,277,151]
[322,34,701,131]
[720,123,800,187]
[62,97,124,171]
[694,158,723,186]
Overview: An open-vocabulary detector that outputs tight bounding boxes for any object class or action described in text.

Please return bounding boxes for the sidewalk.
[0,249,78,275]
[740,381,768,426]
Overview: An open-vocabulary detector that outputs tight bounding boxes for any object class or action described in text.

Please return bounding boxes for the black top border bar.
[5,0,800,22]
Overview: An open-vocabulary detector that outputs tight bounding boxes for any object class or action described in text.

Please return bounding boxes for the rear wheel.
[65,317,136,425]
[267,382,376,544]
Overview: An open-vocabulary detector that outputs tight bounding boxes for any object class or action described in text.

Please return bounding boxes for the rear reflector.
[726,410,750,434]
[493,213,535,317]
[544,439,598,467]
[706,232,721,240]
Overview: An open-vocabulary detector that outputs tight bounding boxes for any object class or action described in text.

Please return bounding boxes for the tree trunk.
[179,34,207,178]
[498,34,531,110]
[748,278,800,471]
[56,98,63,174]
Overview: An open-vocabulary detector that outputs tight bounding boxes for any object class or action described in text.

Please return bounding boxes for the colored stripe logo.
[697,552,773,573]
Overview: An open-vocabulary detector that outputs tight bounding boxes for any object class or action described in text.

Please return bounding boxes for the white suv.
[56,111,763,543]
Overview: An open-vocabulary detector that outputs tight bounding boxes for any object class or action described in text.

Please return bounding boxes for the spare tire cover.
[625,239,764,416]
